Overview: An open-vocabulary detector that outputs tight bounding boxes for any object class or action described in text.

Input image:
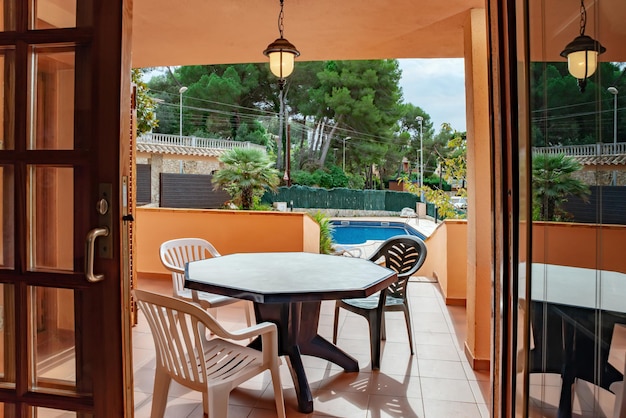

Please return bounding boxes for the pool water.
[330,220,425,245]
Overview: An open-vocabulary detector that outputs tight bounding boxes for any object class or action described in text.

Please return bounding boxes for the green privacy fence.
[427,203,436,218]
[262,185,435,213]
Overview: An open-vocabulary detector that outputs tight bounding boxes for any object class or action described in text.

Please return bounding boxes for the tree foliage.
[132,69,159,135]
[311,212,335,255]
[530,62,625,147]
[146,61,460,190]
[291,165,349,188]
[324,61,404,185]
[212,148,280,210]
[398,127,467,219]
[440,127,467,194]
[147,64,275,144]
[531,153,589,221]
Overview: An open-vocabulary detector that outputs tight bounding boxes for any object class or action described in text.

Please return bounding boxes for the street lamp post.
[608,86,618,186]
[179,86,188,173]
[416,116,424,202]
[342,136,351,172]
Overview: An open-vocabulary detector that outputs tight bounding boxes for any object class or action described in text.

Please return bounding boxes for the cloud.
[398,59,467,132]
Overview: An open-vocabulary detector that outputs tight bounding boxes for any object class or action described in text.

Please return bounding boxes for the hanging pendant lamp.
[263,0,300,80]
[560,0,606,93]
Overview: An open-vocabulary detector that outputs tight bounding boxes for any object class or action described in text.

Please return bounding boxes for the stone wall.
[136,153,221,206]
[576,168,626,186]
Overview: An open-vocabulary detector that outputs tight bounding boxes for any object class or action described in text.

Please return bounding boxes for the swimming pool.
[330,220,426,245]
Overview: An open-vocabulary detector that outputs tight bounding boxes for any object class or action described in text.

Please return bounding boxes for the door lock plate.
[98,183,113,258]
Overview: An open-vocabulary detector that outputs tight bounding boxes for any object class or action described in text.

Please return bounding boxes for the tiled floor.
[133,276,490,417]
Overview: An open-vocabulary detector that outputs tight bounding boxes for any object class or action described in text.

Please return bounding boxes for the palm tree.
[532,153,589,221]
[212,147,280,210]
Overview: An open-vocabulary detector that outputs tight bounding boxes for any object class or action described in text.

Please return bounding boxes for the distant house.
[136,133,266,207]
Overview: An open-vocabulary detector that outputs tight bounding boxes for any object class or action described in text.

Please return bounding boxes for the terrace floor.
[132,275,491,417]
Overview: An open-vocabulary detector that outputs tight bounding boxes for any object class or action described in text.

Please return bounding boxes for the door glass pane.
[0,1,16,31]
[0,165,14,269]
[0,284,15,387]
[0,404,15,415]
[526,0,626,416]
[27,166,73,272]
[31,0,76,29]
[29,286,76,393]
[27,48,75,151]
[33,407,83,417]
[0,48,15,150]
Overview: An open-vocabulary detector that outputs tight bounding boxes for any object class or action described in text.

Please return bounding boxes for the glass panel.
[0,404,15,416]
[29,286,76,393]
[31,0,76,29]
[0,48,15,150]
[0,284,15,387]
[33,407,83,418]
[514,0,531,411]
[525,0,626,417]
[0,165,14,269]
[27,48,75,151]
[0,1,16,31]
[27,166,73,272]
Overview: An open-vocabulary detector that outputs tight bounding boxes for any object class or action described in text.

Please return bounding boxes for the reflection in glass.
[0,0,16,31]
[0,165,14,269]
[29,286,76,393]
[0,284,15,387]
[525,0,626,412]
[34,407,82,417]
[0,403,15,416]
[27,166,74,272]
[31,0,77,29]
[27,48,75,150]
[0,48,15,150]
[519,0,626,414]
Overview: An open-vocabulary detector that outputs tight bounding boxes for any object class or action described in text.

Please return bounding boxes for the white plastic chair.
[333,244,363,258]
[159,238,253,326]
[134,289,286,418]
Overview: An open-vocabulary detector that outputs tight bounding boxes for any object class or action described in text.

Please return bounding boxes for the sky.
[397,58,466,133]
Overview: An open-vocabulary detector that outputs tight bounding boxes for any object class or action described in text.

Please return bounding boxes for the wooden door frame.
[85,0,134,416]
[487,0,532,416]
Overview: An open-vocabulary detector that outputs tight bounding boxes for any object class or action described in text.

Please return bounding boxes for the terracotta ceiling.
[131,0,485,68]
[529,0,626,63]
[131,0,625,69]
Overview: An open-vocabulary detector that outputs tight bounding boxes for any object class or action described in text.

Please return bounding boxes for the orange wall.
[532,222,626,273]
[419,219,625,372]
[419,223,447,284]
[135,208,320,276]
[419,220,468,304]
[463,8,492,369]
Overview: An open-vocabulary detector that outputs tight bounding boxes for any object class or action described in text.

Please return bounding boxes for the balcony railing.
[138,133,266,152]
[532,142,626,156]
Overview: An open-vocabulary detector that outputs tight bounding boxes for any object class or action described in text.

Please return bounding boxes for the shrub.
[311,212,334,255]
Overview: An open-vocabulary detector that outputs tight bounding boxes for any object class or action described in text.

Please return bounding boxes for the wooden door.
[0,0,133,416]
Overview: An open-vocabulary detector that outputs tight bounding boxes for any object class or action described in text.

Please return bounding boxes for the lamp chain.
[278,0,285,39]
[579,0,586,36]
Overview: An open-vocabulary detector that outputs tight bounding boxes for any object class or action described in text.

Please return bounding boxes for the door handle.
[85,227,110,282]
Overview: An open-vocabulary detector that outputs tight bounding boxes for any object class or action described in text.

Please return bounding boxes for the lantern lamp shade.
[566,50,599,79]
[560,34,606,79]
[264,37,300,79]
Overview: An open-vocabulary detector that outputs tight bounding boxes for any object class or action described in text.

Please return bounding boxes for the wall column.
[150,154,163,206]
[463,8,492,370]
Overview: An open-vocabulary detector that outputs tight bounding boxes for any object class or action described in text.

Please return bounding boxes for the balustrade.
[533,142,626,156]
[138,133,265,151]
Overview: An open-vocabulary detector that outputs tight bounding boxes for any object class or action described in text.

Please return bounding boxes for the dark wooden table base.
[252,301,359,413]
